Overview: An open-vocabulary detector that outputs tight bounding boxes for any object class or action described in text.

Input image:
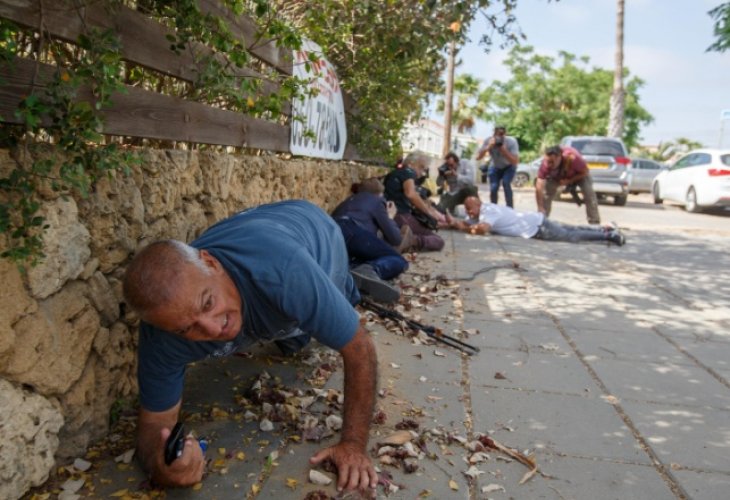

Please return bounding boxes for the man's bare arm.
[535,178,547,213]
[403,178,432,214]
[310,326,378,494]
[137,401,206,487]
[449,219,491,235]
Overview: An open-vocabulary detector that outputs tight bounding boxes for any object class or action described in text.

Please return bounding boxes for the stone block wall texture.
[0,147,379,499]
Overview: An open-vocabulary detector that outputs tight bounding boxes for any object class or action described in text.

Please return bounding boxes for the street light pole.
[442,39,456,158]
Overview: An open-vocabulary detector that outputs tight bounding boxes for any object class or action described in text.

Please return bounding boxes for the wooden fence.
[0,0,362,159]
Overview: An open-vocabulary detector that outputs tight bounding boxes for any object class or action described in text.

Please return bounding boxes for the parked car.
[560,136,631,206]
[513,158,541,187]
[652,149,730,212]
[627,158,667,194]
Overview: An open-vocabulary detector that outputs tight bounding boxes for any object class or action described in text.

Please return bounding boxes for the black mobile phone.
[164,422,185,466]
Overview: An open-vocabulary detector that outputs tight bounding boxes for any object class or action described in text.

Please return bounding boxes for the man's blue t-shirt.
[137,200,361,412]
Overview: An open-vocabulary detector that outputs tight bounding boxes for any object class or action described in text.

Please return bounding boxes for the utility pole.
[608,0,625,138]
[442,39,456,158]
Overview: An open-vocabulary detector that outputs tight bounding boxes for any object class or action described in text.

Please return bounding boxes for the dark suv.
[560,136,631,206]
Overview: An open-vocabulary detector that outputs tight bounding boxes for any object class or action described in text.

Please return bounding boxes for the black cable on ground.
[450,262,525,282]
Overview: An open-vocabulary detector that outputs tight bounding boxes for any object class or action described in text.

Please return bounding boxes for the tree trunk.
[442,39,456,157]
[608,0,625,138]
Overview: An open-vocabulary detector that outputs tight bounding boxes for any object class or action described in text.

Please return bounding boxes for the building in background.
[401,119,481,160]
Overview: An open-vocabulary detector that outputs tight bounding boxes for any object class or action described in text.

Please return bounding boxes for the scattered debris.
[259,418,274,432]
[72,458,91,472]
[477,434,538,484]
[61,478,85,494]
[114,449,135,464]
[482,483,506,493]
[309,469,334,486]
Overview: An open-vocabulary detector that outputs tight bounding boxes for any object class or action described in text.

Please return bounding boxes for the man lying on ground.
[450,196,626,246]
[331,177,413,303]
[122,200,378,494]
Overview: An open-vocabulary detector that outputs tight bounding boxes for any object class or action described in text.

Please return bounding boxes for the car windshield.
[721,154,730,166]
[570,140,625,157]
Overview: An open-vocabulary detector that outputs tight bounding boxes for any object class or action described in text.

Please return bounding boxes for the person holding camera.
[383,151,446,252]
[476,125,520,208]
[436,152,478,215]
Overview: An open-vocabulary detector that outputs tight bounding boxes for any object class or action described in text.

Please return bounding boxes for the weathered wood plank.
[0,57,290,151]
[0,0,290,114]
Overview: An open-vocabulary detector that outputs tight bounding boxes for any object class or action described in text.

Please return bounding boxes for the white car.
[652,149,730,212]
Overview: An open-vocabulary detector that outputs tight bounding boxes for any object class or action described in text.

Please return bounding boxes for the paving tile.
[588,358,730,410]
[564,325,691,365]
[470,388,649,463]
[472,454,674,500]
[672,469,730,500]
[461,317,570,351]
[678,339,730,373]
[470,350,598,396]
[621,400,730,472]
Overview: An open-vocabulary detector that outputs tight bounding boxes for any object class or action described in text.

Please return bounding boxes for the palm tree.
[437,74,486,133]
[608,0,625,138]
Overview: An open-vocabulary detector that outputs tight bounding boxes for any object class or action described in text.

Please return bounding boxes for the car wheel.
[613,194,627,206]
[513,172,529,188]
[652,183,663,204]
[685,187,701,213]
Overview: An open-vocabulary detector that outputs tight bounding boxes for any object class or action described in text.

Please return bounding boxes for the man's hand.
[321,326,377,495]
[155,428,206,487]
[386,200,396,219]
[310,441,377,494]
[137,402,206,488]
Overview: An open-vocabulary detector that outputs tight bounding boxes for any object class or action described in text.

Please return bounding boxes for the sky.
[434,0,730,148]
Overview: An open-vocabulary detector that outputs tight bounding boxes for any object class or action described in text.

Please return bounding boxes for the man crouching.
[122,200,378,494]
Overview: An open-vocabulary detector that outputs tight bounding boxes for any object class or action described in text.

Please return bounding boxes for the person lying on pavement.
[122,200,378,495]
[449,196,626,245]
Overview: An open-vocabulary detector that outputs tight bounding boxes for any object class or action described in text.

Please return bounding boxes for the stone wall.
[0,147,379,499]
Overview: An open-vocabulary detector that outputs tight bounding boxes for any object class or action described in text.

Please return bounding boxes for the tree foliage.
[708,2,730,52]
[632,137,703,163]
[0,0,522,266]
[273,0,521,159]
[436,74,487,134]
[475,45,653,159]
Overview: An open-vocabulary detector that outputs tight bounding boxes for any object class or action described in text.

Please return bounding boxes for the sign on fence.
[290,39,347,160]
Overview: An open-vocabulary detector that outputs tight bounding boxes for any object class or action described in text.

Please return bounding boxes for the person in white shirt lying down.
[449,196,626,246]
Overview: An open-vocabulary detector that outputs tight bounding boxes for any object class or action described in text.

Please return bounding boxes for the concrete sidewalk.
[46,192,730,500]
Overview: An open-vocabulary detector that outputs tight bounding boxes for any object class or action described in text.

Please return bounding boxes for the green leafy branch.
[1,22,138,268]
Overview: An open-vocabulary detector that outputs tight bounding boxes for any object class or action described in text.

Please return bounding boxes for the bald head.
[123,240,209,317]
[464,196,482,219]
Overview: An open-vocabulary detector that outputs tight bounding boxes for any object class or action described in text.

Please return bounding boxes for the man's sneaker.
[397,225,418,253]
[351,264,401,304]
[607,229,626,246]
